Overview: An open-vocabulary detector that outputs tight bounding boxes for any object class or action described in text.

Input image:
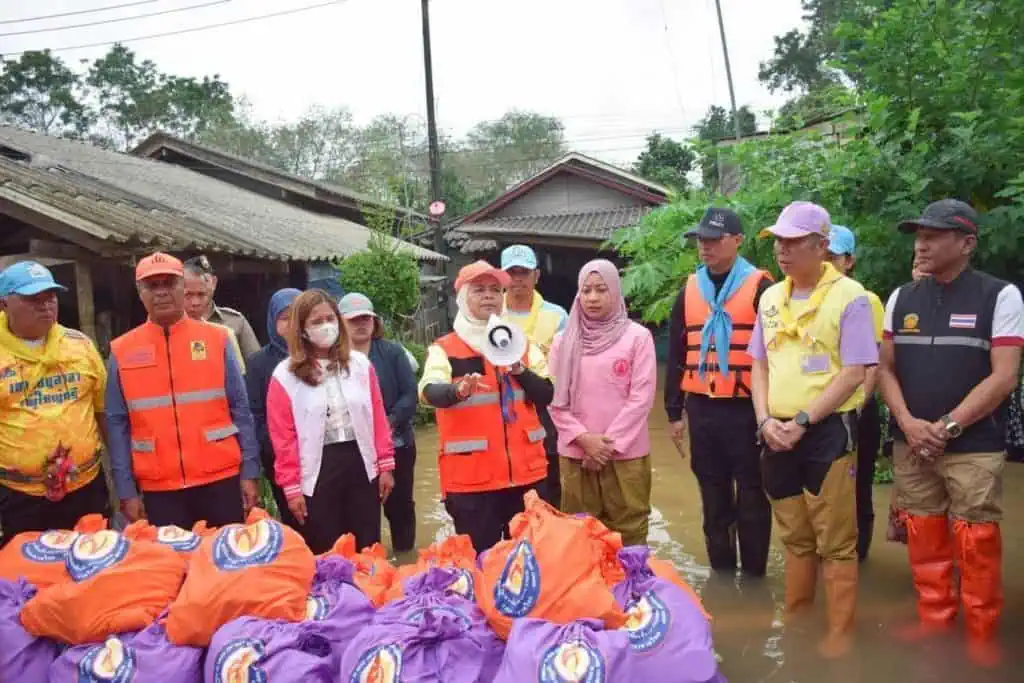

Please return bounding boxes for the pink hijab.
[551,259,630,409]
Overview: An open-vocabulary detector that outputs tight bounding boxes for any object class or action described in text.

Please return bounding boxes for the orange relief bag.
[383,534,477,603]
[323,534,397,607]
[165,508,315,646]
[19,528,187,644]
[0,514,107,590]
[476,491,628,639]
[123,520,213,559]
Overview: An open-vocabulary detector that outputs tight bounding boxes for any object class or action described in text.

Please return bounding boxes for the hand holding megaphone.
[455,373,490,400]
[482,314,527,368]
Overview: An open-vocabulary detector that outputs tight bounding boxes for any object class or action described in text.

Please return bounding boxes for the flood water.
[390,372,1024,682]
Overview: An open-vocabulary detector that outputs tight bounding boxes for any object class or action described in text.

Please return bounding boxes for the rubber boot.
[818,560,858,658]
[784,549,819,614]
[898,514,957,641]
[954,520,1003,668]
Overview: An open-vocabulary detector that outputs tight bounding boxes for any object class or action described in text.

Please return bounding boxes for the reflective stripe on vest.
[893,334,992,351]
[433,333,548,495]
[680,270,764,398]
[127,388,227,413]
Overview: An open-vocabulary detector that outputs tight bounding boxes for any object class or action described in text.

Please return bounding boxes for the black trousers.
[0,473,110,548]
[303,441,380,555]
[143,475,245,529]
[260,448,299,530]
[538,408,561,510]
[856,397,882,561]
[444,481,543,553]
[686,395,772,576]
[383,443,417,552]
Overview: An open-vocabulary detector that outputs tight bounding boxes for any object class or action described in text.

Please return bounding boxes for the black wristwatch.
[940,414,963,438]
[794,411,811,428]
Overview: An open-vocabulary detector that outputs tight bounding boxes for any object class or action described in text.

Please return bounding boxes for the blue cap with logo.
[828,224,856,256]
[501,244,538,271]
[0,261,67,296]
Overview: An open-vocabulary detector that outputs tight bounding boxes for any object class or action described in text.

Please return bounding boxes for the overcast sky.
[3,0,807,164]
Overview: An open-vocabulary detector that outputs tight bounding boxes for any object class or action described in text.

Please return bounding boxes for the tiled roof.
[0,127,445,262]
[458,205,653,243]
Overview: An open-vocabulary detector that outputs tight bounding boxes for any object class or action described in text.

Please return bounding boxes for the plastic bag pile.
[0,491,725,682]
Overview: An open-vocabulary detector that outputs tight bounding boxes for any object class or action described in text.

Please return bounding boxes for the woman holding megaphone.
[419,260,554,552]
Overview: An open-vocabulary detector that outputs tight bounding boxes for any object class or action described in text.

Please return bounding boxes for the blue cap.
[0,261,67,296]
[828,225,856,255]
[500,244,538,271]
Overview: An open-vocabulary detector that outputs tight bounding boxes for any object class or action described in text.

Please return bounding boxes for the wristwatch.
[940,414,963,438]
[794,411,811,428]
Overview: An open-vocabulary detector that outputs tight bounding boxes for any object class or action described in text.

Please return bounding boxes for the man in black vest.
[879,199,1023,667]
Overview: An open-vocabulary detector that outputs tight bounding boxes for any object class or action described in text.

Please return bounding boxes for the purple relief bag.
[492,617,632,682]
[49,618,202,683]
[307,556,375,655]
[204,616,335,683]
[0,579,59,681]
[340,568,504,682]
[612,546,724,683]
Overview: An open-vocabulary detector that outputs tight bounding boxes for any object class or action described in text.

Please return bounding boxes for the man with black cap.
[665,207,773,577]
[878,199,1023,666]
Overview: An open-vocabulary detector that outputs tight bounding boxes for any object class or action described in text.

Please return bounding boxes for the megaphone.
[482,314,527,368]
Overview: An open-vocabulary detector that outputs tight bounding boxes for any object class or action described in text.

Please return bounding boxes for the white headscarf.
[453,286,504,353]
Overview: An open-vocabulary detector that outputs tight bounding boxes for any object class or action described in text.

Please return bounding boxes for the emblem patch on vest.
[900,313,920,333]
[949,313,977,329]
[494,539,541,617]
[190,340,207,361]
[349,643,402,683]
[211,520,283,571]
[539,639,606,683]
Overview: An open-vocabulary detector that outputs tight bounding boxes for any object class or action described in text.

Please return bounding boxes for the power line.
[0,1,158,25]
[5,0,349,56]
[0,1,231,39]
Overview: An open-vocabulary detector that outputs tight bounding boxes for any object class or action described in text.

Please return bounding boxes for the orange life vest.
[680,270,766,398]
[433,333,548,496]
[110,318,242,492]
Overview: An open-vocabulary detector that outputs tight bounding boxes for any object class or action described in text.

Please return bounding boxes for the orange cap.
[454,260,511,292]
[135,252,184,281]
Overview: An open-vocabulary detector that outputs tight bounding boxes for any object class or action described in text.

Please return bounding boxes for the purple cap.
[760,201,831,239]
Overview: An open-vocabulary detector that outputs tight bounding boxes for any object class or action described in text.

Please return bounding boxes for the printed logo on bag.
[155,525,201,552]
[66,531,130,582]
[349,643,402,683]
[212,520,283,571]
[494,540,541,617]
[213,638,267,683]
[305,594,331,621]
[406,605,472,629]
[446,569,475,599]
[539,639,606,683]
[21,529,79,563]
[77,637,136,683]
[623,590,672,652]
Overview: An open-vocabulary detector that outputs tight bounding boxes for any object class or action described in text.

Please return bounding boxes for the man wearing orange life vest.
[105,253,261,528]
[665,207,774,577]
[419,261,553,552]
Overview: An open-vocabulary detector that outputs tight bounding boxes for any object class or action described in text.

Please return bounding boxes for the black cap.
[898,199,979,234]
[684,207,743,240]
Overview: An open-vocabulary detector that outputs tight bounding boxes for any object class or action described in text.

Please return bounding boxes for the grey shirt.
[208,305,261,360]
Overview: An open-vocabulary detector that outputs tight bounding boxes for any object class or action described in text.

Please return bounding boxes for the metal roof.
[0,127,446,262]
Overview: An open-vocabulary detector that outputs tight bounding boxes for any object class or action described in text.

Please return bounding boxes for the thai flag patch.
[949,313,977,329]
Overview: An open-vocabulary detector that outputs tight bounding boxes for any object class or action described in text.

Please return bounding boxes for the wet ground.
[388,379,1024,682]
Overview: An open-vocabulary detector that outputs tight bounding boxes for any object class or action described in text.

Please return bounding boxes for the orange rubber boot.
[954,520,1002,668]
[897,514,956,641]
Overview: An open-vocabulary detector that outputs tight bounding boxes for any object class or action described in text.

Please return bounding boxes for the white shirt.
[318,360,354,443]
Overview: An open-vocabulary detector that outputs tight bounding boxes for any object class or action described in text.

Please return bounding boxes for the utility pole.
[713,0,742,141]
[420,0,444,254]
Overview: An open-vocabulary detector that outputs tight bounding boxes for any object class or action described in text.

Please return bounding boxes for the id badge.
[800,353,830,374]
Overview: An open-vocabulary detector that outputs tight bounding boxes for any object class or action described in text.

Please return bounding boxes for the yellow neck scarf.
[0,312,67,392]
[504,291,542,338]
[770,262,845,349]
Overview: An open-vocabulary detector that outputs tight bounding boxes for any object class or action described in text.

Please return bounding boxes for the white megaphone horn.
[482,314,527,368]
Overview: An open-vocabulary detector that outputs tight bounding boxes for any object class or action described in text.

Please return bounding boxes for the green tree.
[693,104,759,189]
[757,0,848,94]
[0,51,90,136]
[632,133,695,190]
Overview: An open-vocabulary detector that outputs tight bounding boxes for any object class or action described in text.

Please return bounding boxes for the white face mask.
[305,322,339,348]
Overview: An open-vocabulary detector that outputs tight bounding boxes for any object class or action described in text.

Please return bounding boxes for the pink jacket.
[267,351,394,500]
[549,321,657,461]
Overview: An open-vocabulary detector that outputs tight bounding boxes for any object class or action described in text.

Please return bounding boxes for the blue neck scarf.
[696,256,756,378]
